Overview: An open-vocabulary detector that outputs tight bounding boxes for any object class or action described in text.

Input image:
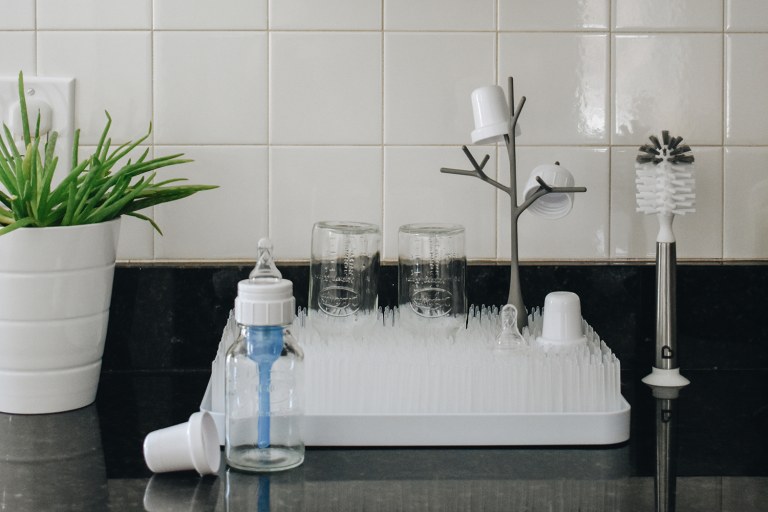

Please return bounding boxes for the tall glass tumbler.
[398,224,466,334]
[309,221,380,330]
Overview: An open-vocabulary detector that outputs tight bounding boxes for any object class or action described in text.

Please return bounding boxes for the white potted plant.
[0,72,215,414]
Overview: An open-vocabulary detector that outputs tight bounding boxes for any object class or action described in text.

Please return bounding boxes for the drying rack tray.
[303,398,631,446]
[201,382,630,447]
[202,308,631,447]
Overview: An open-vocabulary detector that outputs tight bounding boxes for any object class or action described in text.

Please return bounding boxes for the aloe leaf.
[106,139,132,161]
[146,177,189,188]
[0,209,14,224]
[120,184,217,213]
[62,181,78,226]
[93,174,131,211]
[84,174,154,224]
[40,131,58,186]
[93,111,112,160]
[47,157,90,206]
[71,165,105,222]
[118,156,192,178]
[0,216,35,236]
[21,141,34,180]
[17,71,31,148]
[2,124,22,161]
[125,211,163,235]
[72,129,80,168]
[83,155,189,208]
[0,125,15,163]
[0,154,18,196]
[0,190,13,209]
[99,137,111,163]
[37,153,58,221]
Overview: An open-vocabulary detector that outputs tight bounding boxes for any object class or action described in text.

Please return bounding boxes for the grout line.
[721,20,727,259]
[266,0,272,242]
[606,0,613,258]
[495,1,501,259]
[34,0,38,73]
[115,257,768,267]
[380,0,385,248]
[150,0,156,259]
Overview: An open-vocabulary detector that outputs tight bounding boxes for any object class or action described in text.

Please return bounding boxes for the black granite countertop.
[2,369,766,511]
[3,264,767,510]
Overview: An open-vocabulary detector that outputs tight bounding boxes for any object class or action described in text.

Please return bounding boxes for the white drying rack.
[201,307,630,447]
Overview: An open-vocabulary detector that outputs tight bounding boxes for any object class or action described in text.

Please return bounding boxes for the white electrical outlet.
[0,75,75,173]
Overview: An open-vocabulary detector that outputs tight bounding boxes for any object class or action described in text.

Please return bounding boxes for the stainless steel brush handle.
[655,241,677,370]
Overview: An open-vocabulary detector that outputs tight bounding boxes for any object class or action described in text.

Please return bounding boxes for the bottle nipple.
[495,304,526,351]
[249,238,282,282]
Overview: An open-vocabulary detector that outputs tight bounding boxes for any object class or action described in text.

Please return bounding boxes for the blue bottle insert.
[245,325,284,448]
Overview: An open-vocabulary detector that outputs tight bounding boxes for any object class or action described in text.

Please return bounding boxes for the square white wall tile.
[271,0,380,30]
[613,0,723,31]
[723,147,768,259]
[117,213,155,261]
[154,32,267,145]
[0,1,34,29]
[38,0,151,29]
[271,33,381,145]
[726,35,768,145]
[385,0,495,30]
[154,0,266,30]
[497,147,609,260]
[38,31,152,145]
[383,146,497,261]
[153,146,268,259]
[384,33,495,145]
[499,33,609,145]
[499,0,609,31]
[610,147,723,259]
[613,34,723,146]
[270,147,382,260]
[726,0,768,31]
[0,33,35,75]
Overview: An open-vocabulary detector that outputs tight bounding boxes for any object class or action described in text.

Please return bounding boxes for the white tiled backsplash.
[2,0,767,262]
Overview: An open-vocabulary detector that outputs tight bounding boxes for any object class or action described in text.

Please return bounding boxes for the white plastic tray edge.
[201,380,630,447]
[303,398,630,446]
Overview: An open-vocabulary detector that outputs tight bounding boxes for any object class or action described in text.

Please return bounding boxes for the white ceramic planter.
[0,219,121,414]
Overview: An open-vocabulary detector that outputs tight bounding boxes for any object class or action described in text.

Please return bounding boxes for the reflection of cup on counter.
[398,224,466,336]
[309,221,380,332]
[0,405,108,511]
[143,473,221,512]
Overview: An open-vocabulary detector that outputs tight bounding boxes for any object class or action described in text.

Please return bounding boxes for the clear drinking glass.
[397,223,466,335]
[309,221,380,330]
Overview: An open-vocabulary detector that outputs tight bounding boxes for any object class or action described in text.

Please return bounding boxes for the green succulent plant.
[0,71,216,236]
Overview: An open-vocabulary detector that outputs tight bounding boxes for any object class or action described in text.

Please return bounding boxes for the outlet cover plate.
[0,75,75,172]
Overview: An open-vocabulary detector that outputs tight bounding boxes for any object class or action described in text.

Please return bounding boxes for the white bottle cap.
[234,239,295,326]
[143,411,220,475]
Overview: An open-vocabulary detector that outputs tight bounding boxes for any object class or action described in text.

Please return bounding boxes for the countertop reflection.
[2,370,766,511]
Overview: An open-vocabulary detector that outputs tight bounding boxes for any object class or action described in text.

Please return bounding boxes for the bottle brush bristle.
[635,130,696,216]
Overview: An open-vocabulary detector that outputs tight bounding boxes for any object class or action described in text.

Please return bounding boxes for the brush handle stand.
[655,241,677,370]
[642,242,689,388]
